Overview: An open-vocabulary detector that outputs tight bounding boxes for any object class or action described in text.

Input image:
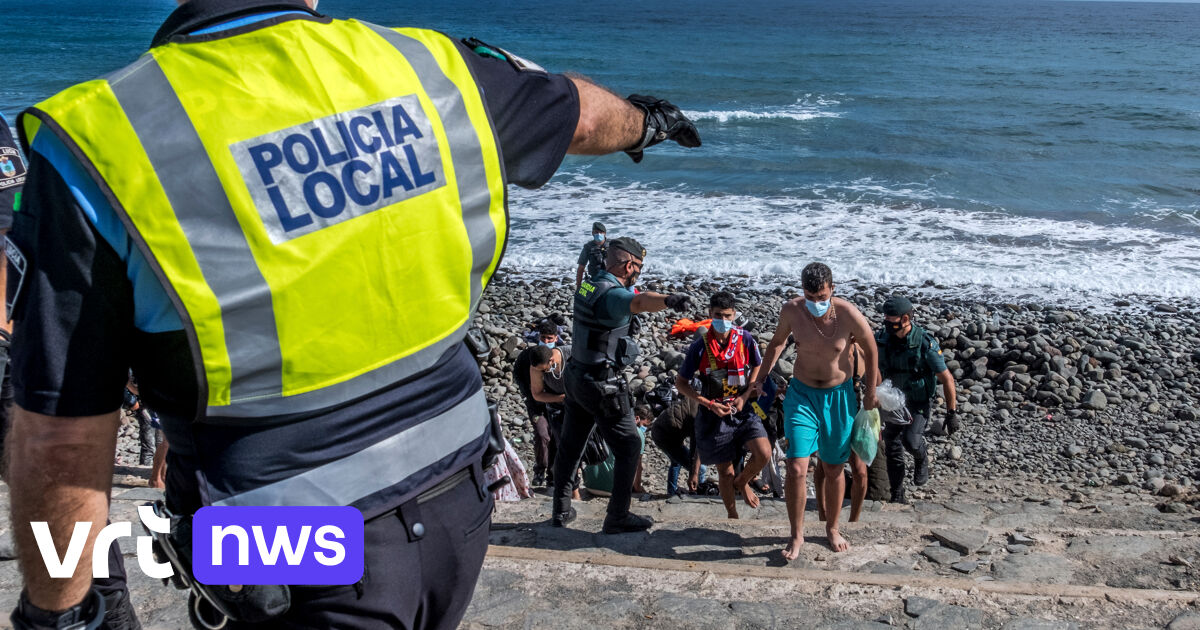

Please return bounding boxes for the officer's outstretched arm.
[567,76,700,160]
[8,407,121,613]
[631,292,690,315]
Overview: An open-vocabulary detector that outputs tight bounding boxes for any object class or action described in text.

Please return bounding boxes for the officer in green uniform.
[575,221,607,289]
[553,237,690,532]
[876,295,958,503]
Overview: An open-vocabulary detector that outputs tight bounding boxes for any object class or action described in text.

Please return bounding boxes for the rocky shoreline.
[474,271,1200,503]
[109,272,1200,504]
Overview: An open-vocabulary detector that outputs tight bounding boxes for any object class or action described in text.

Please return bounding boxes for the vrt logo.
[32,505,173,579]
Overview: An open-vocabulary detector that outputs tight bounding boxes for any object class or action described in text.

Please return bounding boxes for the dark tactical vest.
[573,274,639,367]
[876,324,939,406]
[586,241,608,277]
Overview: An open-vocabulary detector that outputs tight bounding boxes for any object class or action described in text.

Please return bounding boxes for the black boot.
[551,498,576,528]
[890,485,907,504]
[913,456,930,487]
[601,512,653,534]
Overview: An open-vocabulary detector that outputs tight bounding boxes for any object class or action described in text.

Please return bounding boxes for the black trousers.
[146,464,492,629]
[881,405,929,492]
[553,364,642,518]
[528,401,563,477]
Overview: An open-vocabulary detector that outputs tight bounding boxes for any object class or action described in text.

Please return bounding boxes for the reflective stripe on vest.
[213,388,489,507]
[24,19,507,418]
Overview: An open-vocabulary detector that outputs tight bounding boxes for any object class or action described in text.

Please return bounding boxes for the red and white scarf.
[703,327,748,388]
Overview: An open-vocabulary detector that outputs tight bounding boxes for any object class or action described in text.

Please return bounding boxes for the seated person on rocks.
[675,291,772,519]
[651,396,705,495]
[875,294,957,504]
[513,321,570,487]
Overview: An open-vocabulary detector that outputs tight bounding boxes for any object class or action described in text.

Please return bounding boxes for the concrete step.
[488,492,1200,594]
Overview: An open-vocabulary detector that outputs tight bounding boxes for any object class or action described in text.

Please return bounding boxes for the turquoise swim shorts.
[782,377,857,464]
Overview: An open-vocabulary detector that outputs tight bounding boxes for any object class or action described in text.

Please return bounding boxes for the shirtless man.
[757,263,879,557]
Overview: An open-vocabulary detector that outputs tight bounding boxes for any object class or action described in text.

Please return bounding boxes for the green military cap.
[882,295,913,317]
[609,236,646,261]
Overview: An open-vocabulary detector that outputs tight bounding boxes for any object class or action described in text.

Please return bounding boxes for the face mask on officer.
[593,232,605,242]
[886,316,908,337]
[624,259,643,288]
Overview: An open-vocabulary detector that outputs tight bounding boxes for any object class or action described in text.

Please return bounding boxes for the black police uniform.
[552,254,646,529]
[876,321,946,496]
[7,1,581,628]
[0,112,24,472]
[577,239,607,278]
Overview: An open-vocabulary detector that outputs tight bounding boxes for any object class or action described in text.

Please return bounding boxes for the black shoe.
[551,506,577,528]
[602,512,653,534]
[532,472,546,487]
[890,487,908,504]
[945,417,961,437]
[913,457,930,487]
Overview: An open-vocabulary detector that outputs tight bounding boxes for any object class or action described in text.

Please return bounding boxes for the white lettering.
[252,525,311,566]
[211,525,250,566]
[31,521,92,579]
[313,525,346,566]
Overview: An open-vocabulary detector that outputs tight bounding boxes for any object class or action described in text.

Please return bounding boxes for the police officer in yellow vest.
[5,0,701,628]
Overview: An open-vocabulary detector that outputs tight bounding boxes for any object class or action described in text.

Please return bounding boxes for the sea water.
[4,0,1198,302]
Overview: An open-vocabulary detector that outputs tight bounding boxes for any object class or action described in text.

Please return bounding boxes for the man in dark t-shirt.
[673,291,773,519]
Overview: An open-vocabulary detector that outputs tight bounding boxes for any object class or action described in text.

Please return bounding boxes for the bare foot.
[827,529,850,552]
[735,479,761,509]
[782,537,804,562]
[726,508,739,520]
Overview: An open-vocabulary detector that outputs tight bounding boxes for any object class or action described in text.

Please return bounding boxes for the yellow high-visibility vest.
[22,18,507,419]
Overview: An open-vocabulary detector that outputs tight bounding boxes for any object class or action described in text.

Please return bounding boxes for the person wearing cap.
[875,295,958,504]
[5,0,702,627]
[576,221,608,289]
[553,236,690,533]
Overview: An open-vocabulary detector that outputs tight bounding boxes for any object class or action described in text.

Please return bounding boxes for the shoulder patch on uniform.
[462,37,546,73]
[5,236,26,319]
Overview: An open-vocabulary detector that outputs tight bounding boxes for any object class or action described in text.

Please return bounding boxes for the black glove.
[664,294,690,312]
[945,409,960,436]
[624,95,701,163]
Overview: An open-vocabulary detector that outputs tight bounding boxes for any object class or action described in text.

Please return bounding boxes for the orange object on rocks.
[669,318,713,338]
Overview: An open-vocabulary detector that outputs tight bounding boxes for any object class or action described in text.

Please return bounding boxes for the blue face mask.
[593,233,604,242]
[806,299,831,317]
[709,318,733,334]
[539,340,555,348]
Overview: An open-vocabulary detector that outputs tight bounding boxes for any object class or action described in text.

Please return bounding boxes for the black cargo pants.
[553,362,642,518]
[881,404,929,492]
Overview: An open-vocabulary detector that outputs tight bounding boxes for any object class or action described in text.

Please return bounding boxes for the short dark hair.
[536,320,558,337]
[801,262,833,293]
[709,291,736,311]
[531,345,554,366]
[634,405,653,420]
